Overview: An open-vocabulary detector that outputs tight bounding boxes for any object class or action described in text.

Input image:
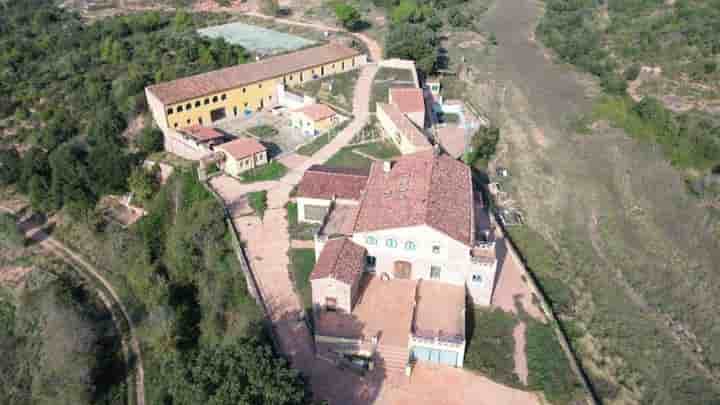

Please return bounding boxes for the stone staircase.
[375,344,410,376]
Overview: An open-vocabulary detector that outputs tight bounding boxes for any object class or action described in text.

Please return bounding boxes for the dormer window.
[366,236,377,245]
[386,239,397,248]
[405,241,416,251]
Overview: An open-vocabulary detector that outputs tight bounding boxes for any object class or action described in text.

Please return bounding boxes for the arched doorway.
[393,261,412,279]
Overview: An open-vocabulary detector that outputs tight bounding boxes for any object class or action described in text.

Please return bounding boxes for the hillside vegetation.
[538,0,720,175]
[0,1,246,218]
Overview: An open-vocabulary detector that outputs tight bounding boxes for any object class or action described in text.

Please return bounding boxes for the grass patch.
[296,120,350,156]
[370,67,415,112]
[240,161,287,183]
[324,141,401,170]
[247,125,278,138]
[286,202,319,240]
[289,248,315,317]
[248,191,267,219]
[526,320,579,404]
[464,307,521,388]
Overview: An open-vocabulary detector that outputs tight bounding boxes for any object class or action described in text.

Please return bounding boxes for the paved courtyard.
[214,110,309,156]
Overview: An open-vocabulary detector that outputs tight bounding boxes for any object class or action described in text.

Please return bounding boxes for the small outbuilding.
[215,137,268,177]
[290,103,339,136]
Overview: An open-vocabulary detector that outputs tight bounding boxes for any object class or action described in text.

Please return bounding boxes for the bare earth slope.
[464,0,720,403]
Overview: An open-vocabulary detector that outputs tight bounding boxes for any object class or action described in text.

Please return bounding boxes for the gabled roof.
[377,102,430,149]
[296,165,369,201]
[293,103,337,122]
[389,87,425,114]
[147,43,361,105]
[182,125,225,142]
[352,150,475,246]
[216,137,266,159]
[311,238,366,284]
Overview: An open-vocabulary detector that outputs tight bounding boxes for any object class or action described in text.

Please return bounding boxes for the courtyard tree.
[0,148,21,185]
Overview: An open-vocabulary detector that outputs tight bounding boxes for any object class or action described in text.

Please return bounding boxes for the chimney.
[383,160,392,173]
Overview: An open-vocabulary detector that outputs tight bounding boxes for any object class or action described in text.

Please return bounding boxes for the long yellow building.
[145,43,366,131]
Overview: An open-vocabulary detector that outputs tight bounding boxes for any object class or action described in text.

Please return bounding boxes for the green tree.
[28,174,49,212]
[164,335,309,405]
[463,126,500,166]
[385,23,438,74]
[333,3,362,30]
[0,148,21,185]
[137,127,164,155]
[260,0,280,16]
[0,213,24,248]
[128,166,159,205]
[173,10,193,30]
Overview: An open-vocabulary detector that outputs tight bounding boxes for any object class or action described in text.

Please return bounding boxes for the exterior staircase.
[375,344,410,376]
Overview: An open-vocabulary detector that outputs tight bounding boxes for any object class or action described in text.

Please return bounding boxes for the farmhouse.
[296,149,498,372]
[145,43,365,131]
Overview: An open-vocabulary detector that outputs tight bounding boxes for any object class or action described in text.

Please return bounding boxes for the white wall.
[297,197,332,223]
[351,225,496,306]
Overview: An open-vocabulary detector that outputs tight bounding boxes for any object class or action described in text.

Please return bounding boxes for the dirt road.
[0,205,146,405]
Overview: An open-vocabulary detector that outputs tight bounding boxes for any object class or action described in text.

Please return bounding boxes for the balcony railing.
[411,329,465,347]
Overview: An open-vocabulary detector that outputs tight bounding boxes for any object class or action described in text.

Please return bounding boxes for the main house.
[295,150,497,372]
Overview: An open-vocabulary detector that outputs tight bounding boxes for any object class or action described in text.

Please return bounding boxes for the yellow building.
[145,43,365,131]
[290,103,339,136]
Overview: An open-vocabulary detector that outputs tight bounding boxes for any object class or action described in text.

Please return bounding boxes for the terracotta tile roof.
[352,150,475,246]
[315,275,417,347]
[182,125,225,142]
[311,238,366,284]
[436,126,467,158]
[216,137,266,159]
[378,102,430,149]
[296,165,369,200]
[389,87,425,114]
[320,204,359,237]
[413,280,465,341]
[147,43,361,105]
[292,103,337,122]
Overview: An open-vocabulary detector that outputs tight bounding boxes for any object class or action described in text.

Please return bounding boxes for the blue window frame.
[405,241,416,251]
[366,236,377,245]
[386,238,397,248]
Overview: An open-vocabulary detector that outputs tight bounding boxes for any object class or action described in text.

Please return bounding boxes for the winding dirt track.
[0,205,146,405]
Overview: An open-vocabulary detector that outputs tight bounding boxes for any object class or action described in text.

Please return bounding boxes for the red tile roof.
[311,238,366,284]
[147,43,361,105]
[378,102,430,149]
[216,137,266,159]
[296,165,369,200]
[352,150,475,246]
[389,87,425,114]
[182,125,225,142]
[413,280,466,340]
[293,103,337,121]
